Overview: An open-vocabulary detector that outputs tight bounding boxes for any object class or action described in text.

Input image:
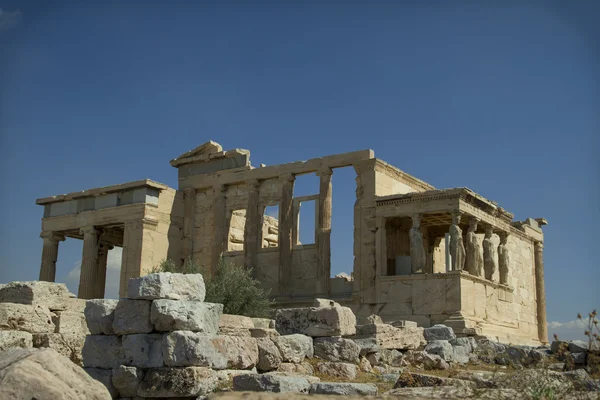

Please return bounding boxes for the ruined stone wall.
[374,160,435,197]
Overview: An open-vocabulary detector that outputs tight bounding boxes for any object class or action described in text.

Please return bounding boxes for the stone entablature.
[34,140,548,346]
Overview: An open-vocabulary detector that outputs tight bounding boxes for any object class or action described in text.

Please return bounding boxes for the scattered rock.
[0,281,75,311]
[275,302,356,337]
[138,367,218,397]
[151,299,222,333]
[272,334,314,363]
[423,324,456,341]
[252,318,275,329]
[211,335,259,369]
[316,362,358,380]
[352,323,425,350]
[569,340,589,353]
[84,299,118,335]
[313,336,360,363]
[127,272,206,301]
[424,340,454,362]
[257,338,282,372]
[309,382,378,395]
[277,362,315,375]
[0,331,33,351]
[358,356,372,372]
[365,314,383,324]
[232,373,310,393]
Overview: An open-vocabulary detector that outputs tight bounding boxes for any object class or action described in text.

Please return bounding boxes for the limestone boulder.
[313,336,361,363]
[394,371,475,389]
[423,324,456,342]
[219,313,255,336]
[569,340,589,353]
[112,299,153,335]
[316,361,358,380]
[424,340,455,362]
[82,335,125,369]
[275,302,356,337]
[272,334,314,363]
[352,337,379,356]
[367,348,405,367]
[277,362,315,375]
[111,365,144,397]
[162,330,227,369]
[211,335,259,369]
[252,318,275,329]
[0,281,75,311]
[310,382,378,395]
[127,272,206,301]
[33,333,85,365]
[365,314,383,324]
[352,323,426,350]
[359,356,372,372]
[251,328,280,338]
[0,347,111,400]
[151,299,222,333]
[54,310,90,335]
[0,303,55,333]
[84,299,118,335]
[215,368,258,382]
[122,333,164,368]
[0,331,33,351]
[232,373,311,393]
[85,368,118,398]
[138,367,218,397]
[256,338,283,372]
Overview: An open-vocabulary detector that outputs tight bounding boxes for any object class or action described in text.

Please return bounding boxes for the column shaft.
[182,188,197,262]
[244,180,261,271]
[278,174,295,295]
[39,232,65,282]
[78,227,101,299]
[316,168,333,295]
[211,185,227,275]
[534,241,548,344]
[94,242,112,298]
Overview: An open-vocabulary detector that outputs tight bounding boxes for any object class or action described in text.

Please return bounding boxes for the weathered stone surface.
[84,299,118,335]
[551,340,569,354]
[0,330,33,351]
[112,299,153,335]
[0,303,55,333]
[127,272,206,301]
[374,349,405,367]
[394,371,475,388]
[313,298,341,308]
[267,370,319,384]
[251,328,280,338]
[0,281,75,311]
[162,330,227,369]
[502,346,532,365]
[122,334,163,368]
[33,333,85,365]
[138,367,218,397]
[111,365,144,397]
[424,340,454,362]
[275,304,356,337]
[252,318,275,329]
[257,338,282,372]
[85,368,118,398]
[211,335,259,369]
[313,336,360,363]
[423,324,456,342]
[232,373,310,393]
[272,334,314,363]
[215,368,258,382]
[316,362,358,380]
[0,347,111,400]
[151,300,222,333]
[385,387,518,399]
[569,340,588,353]
[390,320,418,328]
[55,311,90,335]
[83,335,125,369]
[310,382,378,395]
[352,337,379,356]
[352,324,426,350]
[220,314,255,329]
[449,338,474,364]
[359,356,372,372]
[365,314,383,324]
[563,369,599,391]
[449,336,477,352]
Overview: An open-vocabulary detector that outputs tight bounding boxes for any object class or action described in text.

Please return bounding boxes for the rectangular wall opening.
[293,173,319,197]
[262,205,279,248]
[330,167,355,279]
[227,209,246,251]
[297,199,316,245]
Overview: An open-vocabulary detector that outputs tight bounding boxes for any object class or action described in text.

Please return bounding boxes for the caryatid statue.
[465,217,484,277]
[449,212,465,271]
[498,232,510,284]
[483,225,498,281]
[410,213,426,274]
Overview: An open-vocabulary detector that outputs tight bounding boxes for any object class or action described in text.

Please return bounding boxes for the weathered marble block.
[111,365,144,397]
[256,338,282,372]
[424,340,455,362]
[424,324,456,342]
[112,299,153,335]
[151,300,222,333]
[232,373,311,393]
[314,336,361,363]
[0,281,75,311]
[84,368,118,398]
[33,333,85,365]
[84,299,119,335]
[0,303,55,334]
[219,313,254,336]
[162,330,227,369]
[0,331,33,351]
[137,367,218,397]
[122,333,164,368]
[251,328,280,338]
[211,335,259,369]
[82,335,125,369]
[127,272,205,301]
[252,318,275,329]
[272,334,314,363]
[54,311,90,336]
[352,323,426,350]
[275,302,356,337]
[316,361,358,380]
[310,382,378,395]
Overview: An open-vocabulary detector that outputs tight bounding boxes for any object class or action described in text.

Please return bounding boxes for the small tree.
[152,257,274,318]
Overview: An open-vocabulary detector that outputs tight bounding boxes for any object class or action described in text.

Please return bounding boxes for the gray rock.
[352,337,379,356]
[277,362,315,376]
[232,373,310,393]
[569,340,588,353]
[151,300,222,333]
[501,346,532,366]
[449,336,477,352]
[122,334,164,368]
[313,336,360,363]
[563,369,599,391]
[423,324,456,341]
[569,352,586,364]
[112,300,153,335]
[32,333,85,366]
[256,338,282,372]
[352,323,426,350]
[54,310,89,336]
[313,298,341,307]
[0,303,55,333]
[252,318,275,329]
[275,304,356,337]
[162,330,227,369]
[137,367,218,397]
[272,334,314,363]
[127,272,205,301]
[394,372,475,389]
[310,382,378,395]
[84,299,118,335]
[85,368,118,398]
[0,331,33,351]
[365,314,383,324]
[82,335,125,369]
[381,373,400,383]
[316,362,358,380]
[111,365,144,397]
[250,328,280,338]
[210,335,259,369]
[424,340,454,362]
[0,281,75,311]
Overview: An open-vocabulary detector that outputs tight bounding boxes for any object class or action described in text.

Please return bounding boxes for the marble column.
[465,217,484,277]
[278,173,295,295]
[448,212,465,271]
[95,240,113,299]
[182,188,197,263]
[78,226,102,299]
[244,179,261,272]
[316,168,333,296]
[409,214,426,274]
[483,225,498,281]
[498,232,510,284]
[211,184,227,275]
[534,241,548,344]
[39,231,65,282]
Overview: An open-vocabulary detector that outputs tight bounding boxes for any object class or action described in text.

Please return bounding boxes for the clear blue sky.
[1,1,598,339]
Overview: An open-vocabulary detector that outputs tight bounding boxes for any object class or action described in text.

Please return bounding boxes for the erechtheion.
[36,141,548,345]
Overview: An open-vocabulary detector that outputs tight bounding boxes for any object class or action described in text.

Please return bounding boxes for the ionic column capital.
[451,211,462,224]
[40,231,65,243]
[80,226,102,237]
[534,241,544,250]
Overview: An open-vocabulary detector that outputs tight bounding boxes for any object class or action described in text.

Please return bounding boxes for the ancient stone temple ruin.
[36,141,548,345]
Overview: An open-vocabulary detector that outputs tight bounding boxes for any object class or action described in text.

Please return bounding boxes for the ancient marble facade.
[36,140,548,345]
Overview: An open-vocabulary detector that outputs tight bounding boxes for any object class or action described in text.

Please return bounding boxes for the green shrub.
[152,257,274,318]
